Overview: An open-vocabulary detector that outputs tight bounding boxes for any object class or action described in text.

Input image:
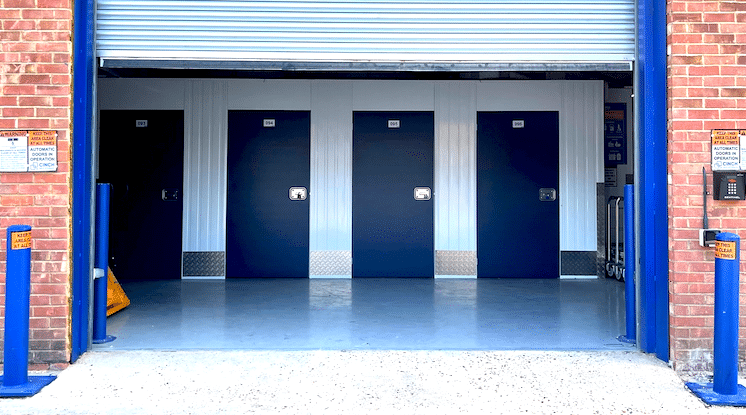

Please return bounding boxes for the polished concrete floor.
[93,278,631,351]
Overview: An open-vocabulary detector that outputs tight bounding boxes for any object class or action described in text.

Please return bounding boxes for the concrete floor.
[93,278,632,351]
[3,350,743,414]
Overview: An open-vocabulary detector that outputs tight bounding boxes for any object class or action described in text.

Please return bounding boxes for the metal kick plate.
[414,187,431,201]
[539,188,556,202]
[289,187,307,200]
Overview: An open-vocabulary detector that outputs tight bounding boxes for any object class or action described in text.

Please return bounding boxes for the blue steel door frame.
[637,0,669,361]
[71,0,96,362]
[70,0,669,361]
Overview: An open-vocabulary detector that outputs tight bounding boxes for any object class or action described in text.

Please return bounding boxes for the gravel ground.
[1,350,745,415]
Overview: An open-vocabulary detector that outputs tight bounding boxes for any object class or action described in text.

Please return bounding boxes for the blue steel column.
[618,185,636,344]
[0,225,56,397]
[72,0,96,361]
[637,0,669,360]
[713,233,740,395]
[686,233,746,406]
[93,184,115,343]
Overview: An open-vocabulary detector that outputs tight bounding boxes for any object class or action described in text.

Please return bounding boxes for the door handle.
[289,187,307,200]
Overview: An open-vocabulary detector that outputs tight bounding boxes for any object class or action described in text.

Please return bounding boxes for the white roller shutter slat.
[96,0,634,66]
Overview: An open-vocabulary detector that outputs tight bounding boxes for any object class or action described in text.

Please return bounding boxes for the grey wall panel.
[227,79,311,110]
[183,80,228,258]
[559,81,603,252]
[352,81,434,111]
[310,81,353,277]
[97,78,185,109]
[434,82,477,277]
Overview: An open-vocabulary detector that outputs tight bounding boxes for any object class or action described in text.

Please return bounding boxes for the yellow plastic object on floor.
[106,267,130,316]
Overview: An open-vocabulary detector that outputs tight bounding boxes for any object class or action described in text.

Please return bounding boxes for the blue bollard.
[93,183,115,344]
[0,225,56,397]
[618,185,636,344]
[714,232,740,395]
[687,232,746,405]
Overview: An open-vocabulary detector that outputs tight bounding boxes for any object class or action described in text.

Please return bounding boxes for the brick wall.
[668,0,746,373]
[0,0,72,366]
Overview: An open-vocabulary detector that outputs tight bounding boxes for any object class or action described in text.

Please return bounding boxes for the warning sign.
[0,130,57,172]
[712,130,742,171]
[715,240,737,260]
[28,130,57,172]
[11,231,31,250]
[0,131,29,172]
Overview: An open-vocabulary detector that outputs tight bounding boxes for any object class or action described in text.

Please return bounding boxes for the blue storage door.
[98,110,184,281]
[477,111,559,278]
[226,111,310,278]
[352,111,434,278]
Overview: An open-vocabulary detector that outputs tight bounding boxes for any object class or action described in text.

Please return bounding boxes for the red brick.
[721,23,746,33]
[705,98,737,107]
[721,44,746,54]
[18,74,51,85]
[722,110,746,119]
[2,107,34,117]
[688,109,719,119]
[18,119,50,129]
[36,85,69,95]
[722,2,746,12]
[1,195,33,206]
[3,0,36,7]
[20,9,55,19]
[18,96,53,107]
[37,107,68,118]
[704,33,736,43]
[704,13,735,22]
[3,85,33,95]
[703,55,736,65]
[671,98,704,108]
[672,13,704,23]
[35,42,68,53]
[688,66,720,77]
[720,88,746,97]
[670,33,703,44]
[672,55,703,65]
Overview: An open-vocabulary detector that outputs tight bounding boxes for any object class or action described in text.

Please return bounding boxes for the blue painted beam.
[637,0,669,361]
[71,0,96,362]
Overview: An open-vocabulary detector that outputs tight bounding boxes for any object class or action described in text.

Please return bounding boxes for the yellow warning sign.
[712,130,740,145]
[28,130,57,146]
[106,267,131,316]
[11,231,31,250]
[715,240,737,260]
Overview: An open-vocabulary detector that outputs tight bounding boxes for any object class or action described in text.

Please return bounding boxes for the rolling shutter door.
[96,0,634,69]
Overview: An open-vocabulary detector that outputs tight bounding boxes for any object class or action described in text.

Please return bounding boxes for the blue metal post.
[71,0,96,362]
[618,185,636,344]
[0,225,56,397]
[714,233,740,395]
[686,233,746,406]
[93,184,115,343]
[637,0,669,361]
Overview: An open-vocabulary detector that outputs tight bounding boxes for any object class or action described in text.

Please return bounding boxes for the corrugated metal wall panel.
[559,81,603,252]
[434,82,477,253]
[183,80,228,255]
[310,81,353,277]
[96,0,634,64]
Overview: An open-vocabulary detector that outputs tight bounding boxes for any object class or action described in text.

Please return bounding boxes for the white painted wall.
[98,79,603,278]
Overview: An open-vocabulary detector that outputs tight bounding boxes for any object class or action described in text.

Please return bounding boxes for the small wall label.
[11,231,31,250]
[715,240,737,260]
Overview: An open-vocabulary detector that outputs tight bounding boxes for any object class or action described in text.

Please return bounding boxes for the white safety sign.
[0,131,29,172]
[0,130,57,172]
[712,130,742,171]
